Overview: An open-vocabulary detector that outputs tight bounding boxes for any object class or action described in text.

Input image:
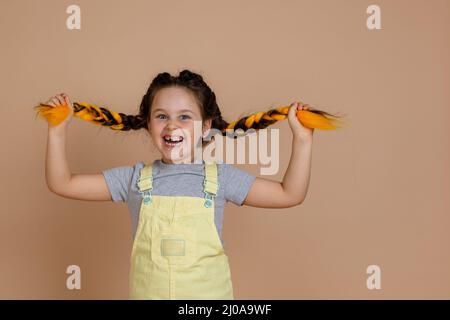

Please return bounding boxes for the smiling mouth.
[163,135,184,147]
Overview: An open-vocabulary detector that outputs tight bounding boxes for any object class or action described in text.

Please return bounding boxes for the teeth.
[163,135,183,147]
[164,135,183,142]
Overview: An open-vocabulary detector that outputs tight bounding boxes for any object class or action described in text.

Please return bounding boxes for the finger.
[50,97,60,105]
[55,98,63,106]
[297,101,305,110]
[61,93,71,104]
[58,95,67,106]
[44,98,54,106]
[289,104,297,118]
[55,95,66,106]
[63,95,71,106]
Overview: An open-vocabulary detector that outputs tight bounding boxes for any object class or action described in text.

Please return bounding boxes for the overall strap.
[137,164,153,204]
[203,161,219,208]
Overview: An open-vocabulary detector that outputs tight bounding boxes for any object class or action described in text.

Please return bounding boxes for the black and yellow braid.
[34,101,345,133]
[72,102,145,131]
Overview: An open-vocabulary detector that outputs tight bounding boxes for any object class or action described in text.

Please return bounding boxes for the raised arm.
[44,93,112,201]
[243,102,314,208]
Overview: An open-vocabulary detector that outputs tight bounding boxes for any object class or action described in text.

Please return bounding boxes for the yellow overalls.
[129,160,234,300]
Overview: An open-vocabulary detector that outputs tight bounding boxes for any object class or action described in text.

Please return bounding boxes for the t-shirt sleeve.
[102,165,135,202]
[221,163,257,206]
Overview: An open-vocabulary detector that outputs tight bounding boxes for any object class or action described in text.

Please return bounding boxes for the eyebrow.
[153,108,195,114]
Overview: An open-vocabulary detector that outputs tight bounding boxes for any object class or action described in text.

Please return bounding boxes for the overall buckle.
[140,190,152,205]
[204,192,214,208]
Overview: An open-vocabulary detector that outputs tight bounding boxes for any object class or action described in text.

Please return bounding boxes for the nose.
[164,118,181,132]
[165,120,177,129]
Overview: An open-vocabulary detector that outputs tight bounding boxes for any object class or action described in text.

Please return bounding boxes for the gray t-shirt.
[102,159,256,248]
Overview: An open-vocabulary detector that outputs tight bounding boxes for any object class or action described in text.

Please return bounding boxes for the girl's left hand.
[288,101,314,141]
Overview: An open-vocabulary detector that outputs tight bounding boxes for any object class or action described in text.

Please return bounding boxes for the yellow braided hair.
[34,101,345,133]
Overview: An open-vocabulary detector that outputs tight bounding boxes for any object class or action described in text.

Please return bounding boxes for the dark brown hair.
[36,69,344,135]
[104,69,229,133]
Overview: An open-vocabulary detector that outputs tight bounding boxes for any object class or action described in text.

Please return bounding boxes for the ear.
[202,118,212,138]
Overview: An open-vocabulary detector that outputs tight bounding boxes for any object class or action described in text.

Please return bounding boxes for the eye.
[180,114,191,120]
[156,114,167,119]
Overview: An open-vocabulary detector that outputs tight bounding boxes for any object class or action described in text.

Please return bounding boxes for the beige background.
[1,0,449,299]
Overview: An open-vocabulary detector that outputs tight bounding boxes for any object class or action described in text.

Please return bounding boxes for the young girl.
[43,70,314,300]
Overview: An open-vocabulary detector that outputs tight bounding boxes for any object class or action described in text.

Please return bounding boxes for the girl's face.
[148,86,211,164]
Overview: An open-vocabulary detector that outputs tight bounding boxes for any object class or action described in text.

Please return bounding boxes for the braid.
[35,100,344,133]
[34,69,344,134]
[34,101,146,130]
[223,105,344,135]
[73,102,147,130]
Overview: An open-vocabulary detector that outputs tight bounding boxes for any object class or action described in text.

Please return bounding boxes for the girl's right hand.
[45,93,74,129]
